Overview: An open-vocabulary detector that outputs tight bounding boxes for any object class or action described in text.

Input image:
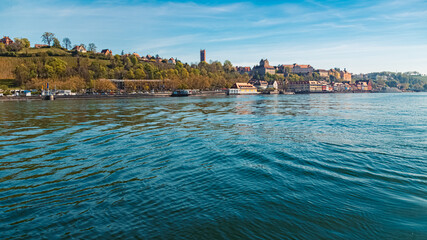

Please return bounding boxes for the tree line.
[13,53,249,92]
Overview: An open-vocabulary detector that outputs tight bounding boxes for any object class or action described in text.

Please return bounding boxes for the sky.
[1,0,426,74]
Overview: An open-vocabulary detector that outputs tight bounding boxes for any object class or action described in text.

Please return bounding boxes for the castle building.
[252,59,276,77]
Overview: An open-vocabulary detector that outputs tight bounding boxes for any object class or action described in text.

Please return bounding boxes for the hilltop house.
[277,63,314,75]
[34,44,48,48]
[73,45,87,53]
[236,66,251,74]
[101,49,112,56]
[0,36,13,45]
[168,58,176,64]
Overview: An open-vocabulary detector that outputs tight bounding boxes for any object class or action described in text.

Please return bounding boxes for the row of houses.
[129,54,176,64]
[236,59,352,82]
[71,45,177,63]
[288,80,372,93]
[227,79,372,95]
[72,45,113,56]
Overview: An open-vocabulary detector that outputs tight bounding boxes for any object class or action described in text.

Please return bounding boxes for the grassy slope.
[17,47,71,55]
[0,47,109,81]
[0,57,23,79]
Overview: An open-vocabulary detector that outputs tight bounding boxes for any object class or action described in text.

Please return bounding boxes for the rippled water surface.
[1,93,426,239]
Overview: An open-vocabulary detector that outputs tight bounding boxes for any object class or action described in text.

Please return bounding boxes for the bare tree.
[88,43,97,52]
[41,32,55,46]
[63,38,71,50]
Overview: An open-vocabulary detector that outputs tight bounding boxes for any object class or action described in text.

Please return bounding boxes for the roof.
[294,64,312,68]
[282,65,294,68]
[234,83,257,89]
[73,45,86,50]
[0,36,13,42]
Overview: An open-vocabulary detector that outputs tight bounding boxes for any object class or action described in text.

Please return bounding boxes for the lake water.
[1,93,426,239]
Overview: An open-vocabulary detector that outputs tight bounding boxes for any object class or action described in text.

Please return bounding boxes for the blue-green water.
[0,93,426,239]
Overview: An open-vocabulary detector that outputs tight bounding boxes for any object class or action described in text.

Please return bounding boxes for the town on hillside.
[1,34,426,98]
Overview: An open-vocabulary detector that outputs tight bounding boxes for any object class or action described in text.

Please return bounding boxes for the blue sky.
[1,0,426,74]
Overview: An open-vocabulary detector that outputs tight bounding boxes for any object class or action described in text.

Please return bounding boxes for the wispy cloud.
[0,0,426,73]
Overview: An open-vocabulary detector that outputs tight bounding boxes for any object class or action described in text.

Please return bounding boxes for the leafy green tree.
[7,40,23,52]
[223,60,233,73]
[14,64,32,85]
[313,72,320,80]
[45,58,67,78]
[0,43,7,53]
[63,38,71,50]
[52,38,61,48]
[130,55,138,65]
[41,32,55,46]
[387,80,398,88]
[19,38,30,48]
[125,69,135,79]
[134,68,146,79]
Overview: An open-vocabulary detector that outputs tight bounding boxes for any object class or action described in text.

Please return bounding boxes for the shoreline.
[0,91,226,101]
[0,91,421,102]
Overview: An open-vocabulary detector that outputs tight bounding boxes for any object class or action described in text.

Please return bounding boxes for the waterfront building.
[288,80,332,93]
[252,59,276,77]
[268,81,279,90]
[288,81,310,93]
[333,82,352,92]
[227,83,258,95]
[0,36,13,45]
[355,80,372,91]
[200,49,206,62]
[101,49,112,56]
[249,80,268,89]
[73,45,87,53]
